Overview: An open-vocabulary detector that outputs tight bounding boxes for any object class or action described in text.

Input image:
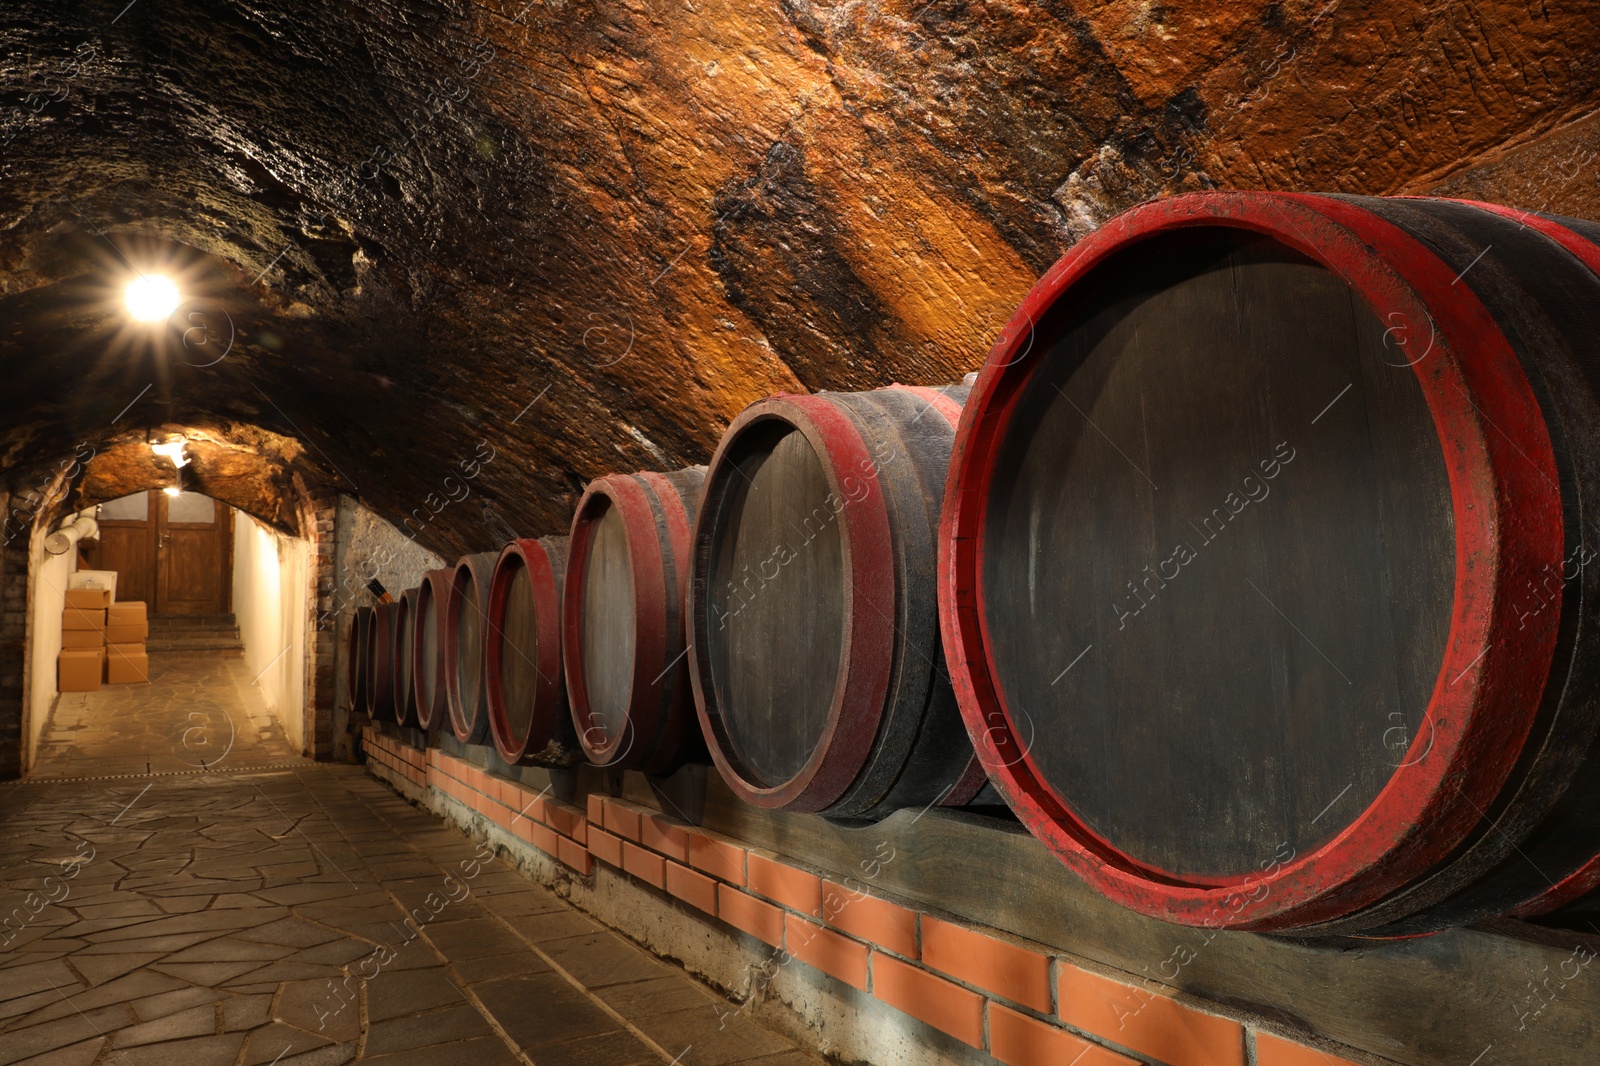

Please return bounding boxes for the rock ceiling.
[1,0,1597,554]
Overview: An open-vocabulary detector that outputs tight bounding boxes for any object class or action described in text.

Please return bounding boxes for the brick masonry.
[361,727,1383,1066]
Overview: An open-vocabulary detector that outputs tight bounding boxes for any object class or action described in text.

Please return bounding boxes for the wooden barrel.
[412,568,455,731]
[393,588,419,727]
[689,386,995,819]
[445,552,498,744]
[365,601,398,721]
[487,537,582,766]
[564,467,707,773]
[347,606,371,714]
[939,191,1600,935]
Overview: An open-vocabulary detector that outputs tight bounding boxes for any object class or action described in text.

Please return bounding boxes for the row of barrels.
[350,191,1600,937]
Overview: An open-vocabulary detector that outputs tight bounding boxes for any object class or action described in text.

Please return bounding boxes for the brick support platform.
[362,727,1369,1066]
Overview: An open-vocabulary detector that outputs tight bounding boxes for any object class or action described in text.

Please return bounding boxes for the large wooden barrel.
[393,588,419,727]
[940,191,1600,935]
[445,552,498,745]
[564,467,707,773]
[347,606,372,714]
[365,601,398,721]
[689,386,994,819]
[412,568,455,731]
[487,537,582,766]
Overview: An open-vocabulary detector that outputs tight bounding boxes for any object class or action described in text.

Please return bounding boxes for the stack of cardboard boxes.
[58,571,150,692]
[59,583,108,692]
[106,599,149,685]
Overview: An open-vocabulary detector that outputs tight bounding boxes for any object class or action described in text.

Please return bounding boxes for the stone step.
[147,644,245,657]
[149,614,238,630]
[146,635,244,647]
[146,613,244,656]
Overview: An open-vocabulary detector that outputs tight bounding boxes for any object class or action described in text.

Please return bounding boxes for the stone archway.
[2,427,343,778]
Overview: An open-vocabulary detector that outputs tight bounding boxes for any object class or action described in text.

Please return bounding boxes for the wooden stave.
[563,467,707,773]
[1503,208,1600,920]
[445,552,499,745]
[689,385,993,819]
[1300,200,1600,935]
[365,601,398,721]
[938,190,1589,933]
[393,589,419,727]
[347,606,371,715]
[412,568,455,732]
[486,536,582,766]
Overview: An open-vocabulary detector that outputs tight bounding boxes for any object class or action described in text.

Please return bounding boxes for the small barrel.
[393,589,419,727]
[445,552,498,745]
[689,386,993,819]
[347,606,372,715]
[487,537,581,766]
[940,190,1600,934]
[564,467,707,773]
[412,568,455,732]
[365,602,398,721]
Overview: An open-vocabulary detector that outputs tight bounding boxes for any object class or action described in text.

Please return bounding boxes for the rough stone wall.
[329,497,448,760]
[307,490,340,759]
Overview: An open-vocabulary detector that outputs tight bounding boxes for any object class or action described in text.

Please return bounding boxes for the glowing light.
[151,438,189,468]
[163,486,182,497]
[124,274,180,323]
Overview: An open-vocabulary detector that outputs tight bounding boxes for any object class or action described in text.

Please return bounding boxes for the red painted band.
[347,607,369,708]
[443,557,482,743]
[485,539,565,765]
[392,593,414,727]
[1436,200,1600,918]
[690,393,896,810]
[890,384,964,434]
[939,190,1562,930]
[367,602,395,720]
[564,474,668,768]
[412,568,454,732]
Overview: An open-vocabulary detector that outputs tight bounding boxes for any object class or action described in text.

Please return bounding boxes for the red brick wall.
[362,728,1368,1066]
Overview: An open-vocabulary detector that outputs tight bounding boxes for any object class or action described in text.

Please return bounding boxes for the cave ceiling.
[1,0,1597,557]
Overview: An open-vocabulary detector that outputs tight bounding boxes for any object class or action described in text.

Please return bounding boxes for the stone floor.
[3,654,816,1066]
[32,654,298,779]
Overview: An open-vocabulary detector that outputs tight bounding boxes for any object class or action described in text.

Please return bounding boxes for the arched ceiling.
[78,426,318,534]
[2,0,1598,557]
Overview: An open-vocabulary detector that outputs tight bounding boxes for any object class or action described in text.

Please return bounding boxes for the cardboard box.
[59,649,103,692]
[62,607,105,632]
[65,587,111,610]
[69,570,118,601]
[108,601,146,626]
[106,644,148,685]
[61,628,105,650]
[106,622,149,644]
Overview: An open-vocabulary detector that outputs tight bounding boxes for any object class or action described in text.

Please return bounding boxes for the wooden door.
[156,492,232,616]
[83,491,232,616]
[89,491,157,606]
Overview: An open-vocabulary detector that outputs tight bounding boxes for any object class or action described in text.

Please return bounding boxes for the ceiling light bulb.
[124,274,180,323]
[163,486,182,497]
[151,439,189,468]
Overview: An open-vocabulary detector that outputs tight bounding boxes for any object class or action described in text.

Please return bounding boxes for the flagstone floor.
[2,654,815,1066]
